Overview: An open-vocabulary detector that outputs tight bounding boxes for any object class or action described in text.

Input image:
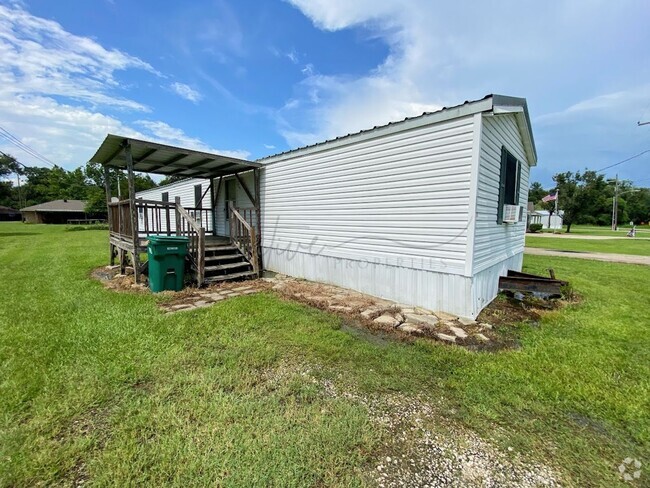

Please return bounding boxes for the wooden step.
[205,261,251,273]
[203,270,257,283]
[205,244,238,252]
[205,253,242,262]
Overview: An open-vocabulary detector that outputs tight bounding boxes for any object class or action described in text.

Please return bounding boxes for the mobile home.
[93,94,536,318]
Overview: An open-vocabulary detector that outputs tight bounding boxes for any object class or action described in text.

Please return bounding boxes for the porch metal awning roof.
[89,134,261,179]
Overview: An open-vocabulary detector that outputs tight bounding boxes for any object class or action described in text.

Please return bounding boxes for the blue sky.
[0,0,649,187]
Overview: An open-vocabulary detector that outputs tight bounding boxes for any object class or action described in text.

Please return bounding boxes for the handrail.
[229,202,258,275]
[108,198,207,285]
[175,199,205,285]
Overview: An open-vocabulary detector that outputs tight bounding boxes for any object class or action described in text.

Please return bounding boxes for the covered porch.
[89,135,263,286]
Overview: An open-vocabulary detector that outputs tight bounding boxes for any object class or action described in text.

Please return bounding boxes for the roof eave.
[491,95,538,166]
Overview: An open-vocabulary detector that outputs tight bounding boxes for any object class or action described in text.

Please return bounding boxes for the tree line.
[0,153,157,213]
[528,171,650,232]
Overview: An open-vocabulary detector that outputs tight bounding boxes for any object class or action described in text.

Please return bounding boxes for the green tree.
[553,170,613,232]
[83,161,157,213]
[158,175,186,187]
[528,182,547,205]
[0,153,22,208]
[623,188,650,224]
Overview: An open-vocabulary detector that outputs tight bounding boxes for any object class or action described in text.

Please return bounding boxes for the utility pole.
[15,172,23,209]
[612,175,619,231]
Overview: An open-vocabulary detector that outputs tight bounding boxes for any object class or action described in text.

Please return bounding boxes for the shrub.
[528,223,543,233]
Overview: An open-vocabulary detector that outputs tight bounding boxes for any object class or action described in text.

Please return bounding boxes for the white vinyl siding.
[136,178,206,235]
[472,114,530,273]
[214,172,256,236]
[261,115,476,275]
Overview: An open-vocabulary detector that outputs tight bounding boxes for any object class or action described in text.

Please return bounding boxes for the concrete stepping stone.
[329,305,353,312]
[404,313,438,328]
[436,333,456,343]
[397,323,422,334]
[458,317,477,326]
[374,314,400,327]
[448,326,468,339]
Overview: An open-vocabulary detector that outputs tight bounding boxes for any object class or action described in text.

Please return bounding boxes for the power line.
[0,126,56,167]
[0,128,56,167]
[596,149,650,173]
[0,131,55,168]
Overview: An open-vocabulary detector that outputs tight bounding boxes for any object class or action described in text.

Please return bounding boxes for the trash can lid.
[148,235,190,243]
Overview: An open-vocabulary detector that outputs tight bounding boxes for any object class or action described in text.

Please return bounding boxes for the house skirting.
[263,247,523,319]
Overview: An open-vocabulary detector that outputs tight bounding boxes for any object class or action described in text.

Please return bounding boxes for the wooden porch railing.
[175,198,206,285]
[108,198,206,284]
[229,202,259,275]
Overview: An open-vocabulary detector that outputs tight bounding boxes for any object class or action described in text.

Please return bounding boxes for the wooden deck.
[107,199,260,286]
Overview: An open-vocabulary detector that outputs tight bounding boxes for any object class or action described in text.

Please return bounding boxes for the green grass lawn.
[541,224,650,237]
[1,223,648,486]
[526,235,650,256]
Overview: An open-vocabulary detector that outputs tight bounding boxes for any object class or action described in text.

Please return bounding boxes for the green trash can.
[147,235,189,292]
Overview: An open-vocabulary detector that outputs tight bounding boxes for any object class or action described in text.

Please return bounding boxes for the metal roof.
[21,199,87,212]
[259,94,537,166]
[89,135,261,179]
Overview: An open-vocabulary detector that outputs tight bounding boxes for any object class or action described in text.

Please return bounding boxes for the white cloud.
[134,120,250,160]
[286,49,298,64]
[0,3,249,169]
[0,4,158,110]
[284,0,650,184]
[0,95,146,167]
[263,144,276,149]
[170,82,203,103]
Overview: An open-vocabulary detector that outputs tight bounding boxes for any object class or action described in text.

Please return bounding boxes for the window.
[194,184,202,208]
[161,192,169,203]
[225,179,236,220]
[497,146,521,224]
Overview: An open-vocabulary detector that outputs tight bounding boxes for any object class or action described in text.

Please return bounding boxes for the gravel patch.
[262,361,561,487]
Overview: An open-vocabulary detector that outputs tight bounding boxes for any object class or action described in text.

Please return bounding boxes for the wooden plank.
[125,143,140,284]
[104,164,115,265]
[254,167,262,276]
[198,227,205,285]
[175,197,181,236]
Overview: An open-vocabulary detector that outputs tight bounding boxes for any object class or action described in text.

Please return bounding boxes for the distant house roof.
[20,199,87,213]
[532,210,564,217]
[0,205,20,214]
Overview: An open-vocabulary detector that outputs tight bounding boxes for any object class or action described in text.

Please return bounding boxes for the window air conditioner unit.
[503,204,522,223]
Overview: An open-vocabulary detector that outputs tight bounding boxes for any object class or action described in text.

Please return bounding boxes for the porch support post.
[104,164,115,265]
[213,176,223,236]
[254,168,262,276]
[209,177,216,236]
[124,142,140,284]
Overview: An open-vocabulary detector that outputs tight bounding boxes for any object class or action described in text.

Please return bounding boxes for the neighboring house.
[530,210,563,230]
[129,94,536,318]
[0,205,21,221]
[20,199,87,224]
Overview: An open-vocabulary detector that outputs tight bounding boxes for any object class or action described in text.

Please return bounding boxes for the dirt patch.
[477,291,578,328]
[90,265,149,293]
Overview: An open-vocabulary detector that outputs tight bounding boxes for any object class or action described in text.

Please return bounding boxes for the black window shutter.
[497,146,508,224]
[514,161,522,205]
[161,192,169,202]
